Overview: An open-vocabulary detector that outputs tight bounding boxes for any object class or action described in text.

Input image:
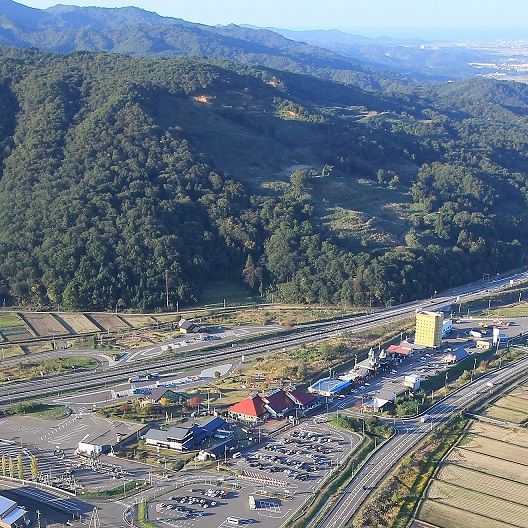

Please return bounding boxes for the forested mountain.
[0,46,527,311]
[0,0,399,89]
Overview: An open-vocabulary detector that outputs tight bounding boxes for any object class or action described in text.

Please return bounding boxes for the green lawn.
[10,402,71,420]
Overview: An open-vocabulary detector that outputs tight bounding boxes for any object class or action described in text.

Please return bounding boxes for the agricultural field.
[22,313,70,337]
[416,422,528,528]
[0,312,33,342]
[120,314,157,328]
[57,313,100,334]
[0,345,25,359]
[482,385,528,424]
[88,313,130,331]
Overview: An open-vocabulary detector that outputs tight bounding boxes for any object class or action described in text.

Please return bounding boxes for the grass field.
[25,343,54,355]
[197,280,257,306]
[417,423,528,528]
[489,301,528,317]
[0,345,25,359]
[0,313,24,329]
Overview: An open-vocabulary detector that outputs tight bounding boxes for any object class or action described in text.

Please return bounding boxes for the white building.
[0,495,28,528]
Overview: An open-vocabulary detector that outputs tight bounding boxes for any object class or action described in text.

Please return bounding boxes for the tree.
[242,255,262,290]
[158,397,172,407]
[30,455,39,480]
[1,455,5,477]
[17,455,24,480]
[188,396,202,410]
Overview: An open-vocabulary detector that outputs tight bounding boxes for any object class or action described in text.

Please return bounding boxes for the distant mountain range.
[0,0,496,81]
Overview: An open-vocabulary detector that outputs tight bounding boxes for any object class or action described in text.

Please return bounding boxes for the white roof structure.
[0,495,27,527]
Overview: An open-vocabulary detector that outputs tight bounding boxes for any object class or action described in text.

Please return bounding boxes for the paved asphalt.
[315,354,528,528]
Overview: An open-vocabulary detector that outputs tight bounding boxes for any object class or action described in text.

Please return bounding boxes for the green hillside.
[0,48,526,310]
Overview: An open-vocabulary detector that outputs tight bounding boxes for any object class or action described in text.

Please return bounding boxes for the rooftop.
[228,395,267,417]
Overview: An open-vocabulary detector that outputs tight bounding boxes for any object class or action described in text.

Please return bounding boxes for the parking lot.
[149,423,360,528]
[0,413,152,492]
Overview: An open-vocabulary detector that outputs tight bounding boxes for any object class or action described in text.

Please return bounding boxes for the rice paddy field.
[121,314,157,328]
[56,313,100,334]
[416,422,528,528]
[22,313,69,337]
[88,313,130,331]
[482,383,528,424]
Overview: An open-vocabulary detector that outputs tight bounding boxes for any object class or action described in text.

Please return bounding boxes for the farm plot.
[22,313,70,337]
[459,432,528,465]
[484,405,528,424]
[121,315,157,328]
[0,312,33,342]
[417,500,515,528]
[509,384,528,400]
[0,345,25,359]
[425,480,528,527]
[449,447,528,485]
[469,421,528,448]
[88,313,130,331]
[437,463,528,506]
[56,313,100,334]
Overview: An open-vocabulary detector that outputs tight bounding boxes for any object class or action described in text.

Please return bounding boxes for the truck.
[421,414,431,423]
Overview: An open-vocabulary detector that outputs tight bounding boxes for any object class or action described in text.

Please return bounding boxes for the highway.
[316,354,528,528]
[0,269,526,407]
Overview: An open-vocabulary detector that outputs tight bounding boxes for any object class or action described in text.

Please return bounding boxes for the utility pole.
[165,270,169,309]
[471,357,477,382]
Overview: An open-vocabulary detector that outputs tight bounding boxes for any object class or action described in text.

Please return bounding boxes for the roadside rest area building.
[144,416,231,451]
[0,495,28,528]
[228,388,320,423]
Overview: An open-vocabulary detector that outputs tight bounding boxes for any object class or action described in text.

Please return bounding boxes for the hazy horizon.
[16,0,528,41]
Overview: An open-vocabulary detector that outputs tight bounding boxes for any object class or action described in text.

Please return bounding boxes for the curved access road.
[316,354,528,528]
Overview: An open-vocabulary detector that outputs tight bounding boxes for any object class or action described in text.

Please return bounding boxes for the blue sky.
[19,0,528,38]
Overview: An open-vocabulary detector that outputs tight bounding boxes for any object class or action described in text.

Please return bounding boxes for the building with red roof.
[228,395,269,423]
[228,389,320,423]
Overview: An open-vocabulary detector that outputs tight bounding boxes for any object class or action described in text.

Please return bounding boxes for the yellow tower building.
[415,311,444,348]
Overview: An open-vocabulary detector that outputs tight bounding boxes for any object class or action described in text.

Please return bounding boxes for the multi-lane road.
[316,354,528,528]
[1,269,527,408]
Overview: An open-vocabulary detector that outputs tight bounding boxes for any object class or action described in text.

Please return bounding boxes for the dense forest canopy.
[0,47,526,310]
